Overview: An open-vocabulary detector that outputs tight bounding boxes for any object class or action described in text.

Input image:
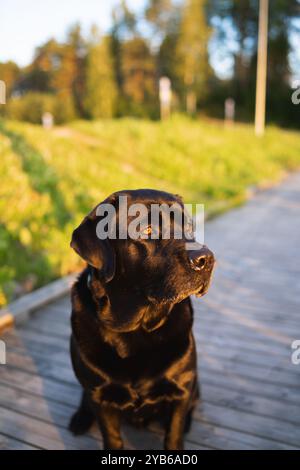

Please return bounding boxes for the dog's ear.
[71,211,115,283]
[175,193,183,204]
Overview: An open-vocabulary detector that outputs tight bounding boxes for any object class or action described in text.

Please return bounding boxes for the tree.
[146,0,181,104]
[83,28,117,119]
[16,39,59,94]
[176,0,211,114]
[110,0,138,101]
[159,32,180,87]
[111,1,157,117]
[0,61,20,97]
[207,0,300,121]
[121,37,157,116]
[145,0,174,37]
[111,0,137,40]
[66,23,87,116]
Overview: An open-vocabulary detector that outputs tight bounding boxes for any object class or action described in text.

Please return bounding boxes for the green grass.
[1,115,300,305]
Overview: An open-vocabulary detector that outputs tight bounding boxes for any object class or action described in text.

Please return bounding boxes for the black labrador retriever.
[69,189,214,450]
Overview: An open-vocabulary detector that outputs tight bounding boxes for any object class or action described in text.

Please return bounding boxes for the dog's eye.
[142,226,152,236]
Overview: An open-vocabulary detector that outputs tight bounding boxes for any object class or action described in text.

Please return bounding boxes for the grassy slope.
[1,115,300,305]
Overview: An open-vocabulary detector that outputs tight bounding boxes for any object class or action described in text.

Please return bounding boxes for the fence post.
[159,77,172,120]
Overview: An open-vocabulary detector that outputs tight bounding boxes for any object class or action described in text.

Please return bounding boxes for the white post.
[0,80,6,105]
[0,340,6,364]
[225,98,235,126]
[159,77,172,120]
[42,112,54,129]
[255,0,269,136]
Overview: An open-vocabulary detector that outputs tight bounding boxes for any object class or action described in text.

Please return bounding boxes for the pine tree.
[176,0,210,114]
[145,0,173,36]
[84,28,117,119]
[66,23,86,116]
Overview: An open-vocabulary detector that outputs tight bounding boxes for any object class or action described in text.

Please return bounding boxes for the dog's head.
[71,189,214,332]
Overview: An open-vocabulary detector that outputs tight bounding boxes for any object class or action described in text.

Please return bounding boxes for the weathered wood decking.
[1,172,300,450]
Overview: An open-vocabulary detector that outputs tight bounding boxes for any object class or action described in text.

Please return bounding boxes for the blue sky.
[0,0,145,66]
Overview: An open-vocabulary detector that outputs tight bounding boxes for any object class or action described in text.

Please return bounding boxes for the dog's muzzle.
[188,245,215,272]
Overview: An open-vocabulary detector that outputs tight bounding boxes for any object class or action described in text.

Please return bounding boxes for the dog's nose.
[189,245,214,271]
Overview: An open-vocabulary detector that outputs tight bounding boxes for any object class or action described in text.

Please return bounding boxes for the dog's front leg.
[164,399,190,450]
[96,404,124,450]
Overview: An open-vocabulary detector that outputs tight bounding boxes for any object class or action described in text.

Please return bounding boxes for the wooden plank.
[0,433,39,450]
[0,274,76,328]
[197,336,294,369]
[195,323,294,357]
[197,342,297,378]
[200,368,300,406]
[190,417,295,450]
[200,383,300,426]
[0,407,101,450]
[194,402,300,448]
[195,307,300,337]
[195,300,292,346]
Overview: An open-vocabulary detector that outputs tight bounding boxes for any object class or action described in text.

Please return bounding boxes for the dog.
[69,189,214,450]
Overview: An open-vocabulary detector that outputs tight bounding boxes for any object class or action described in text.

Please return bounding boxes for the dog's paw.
[103,440,124,450]
[164,438,184,451]
[68,409,94,435]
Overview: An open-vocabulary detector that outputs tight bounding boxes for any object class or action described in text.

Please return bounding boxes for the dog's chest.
[92,375,186,411]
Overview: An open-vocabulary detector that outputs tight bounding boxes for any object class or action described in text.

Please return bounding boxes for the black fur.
[69,189,214,449]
